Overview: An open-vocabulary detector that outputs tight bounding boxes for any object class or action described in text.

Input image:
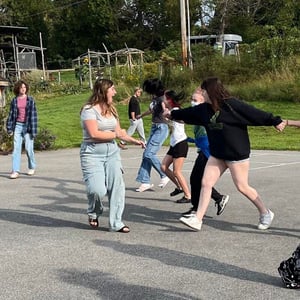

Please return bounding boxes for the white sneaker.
[258,209,274,230]
[158,176,169,188]
[9,172,19,179]
[27,169,35,176]
[135,183,154,192]
[179,215,202,231]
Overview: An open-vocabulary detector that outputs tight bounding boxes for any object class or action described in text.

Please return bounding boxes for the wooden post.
[180,0,188,67]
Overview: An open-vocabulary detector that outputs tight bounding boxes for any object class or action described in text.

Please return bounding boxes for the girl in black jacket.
[168,77,285,231]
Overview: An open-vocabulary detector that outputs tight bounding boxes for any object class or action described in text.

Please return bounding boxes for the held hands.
[136,140,146,149]
[275,121,286,132]
[115,128,146,148]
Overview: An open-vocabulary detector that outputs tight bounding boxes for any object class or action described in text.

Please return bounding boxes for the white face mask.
[191,101,200,107]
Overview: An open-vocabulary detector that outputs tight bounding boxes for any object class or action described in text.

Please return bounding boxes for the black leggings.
[190,151,223,210]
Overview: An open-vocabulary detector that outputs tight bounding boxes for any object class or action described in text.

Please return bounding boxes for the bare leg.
[173,157,190,199]
[196,156,227,220]
[161,154,180,188]
[227,160,268,214]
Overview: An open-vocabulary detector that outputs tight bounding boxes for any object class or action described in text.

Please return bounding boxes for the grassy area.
[37,92,300,150]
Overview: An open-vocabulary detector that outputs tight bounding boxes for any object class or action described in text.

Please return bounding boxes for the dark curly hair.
[13,80,29,96]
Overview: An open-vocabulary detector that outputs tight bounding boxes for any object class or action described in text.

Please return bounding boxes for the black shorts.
[167,140,188,158]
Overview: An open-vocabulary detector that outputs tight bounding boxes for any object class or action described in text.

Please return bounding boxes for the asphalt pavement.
[0,146,299,300]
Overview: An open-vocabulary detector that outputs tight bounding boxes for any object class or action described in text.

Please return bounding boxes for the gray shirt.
[80,105,117,142]
[151,96,168,124]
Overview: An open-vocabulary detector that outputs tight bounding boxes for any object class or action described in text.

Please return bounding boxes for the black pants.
[190,151,223,210]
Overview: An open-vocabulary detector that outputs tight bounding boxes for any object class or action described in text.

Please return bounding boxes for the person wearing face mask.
[181,89,229,217]
[167,77,286,231]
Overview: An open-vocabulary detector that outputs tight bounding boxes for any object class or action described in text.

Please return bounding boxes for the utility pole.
[186,0,193,69]
[180,0,187,67]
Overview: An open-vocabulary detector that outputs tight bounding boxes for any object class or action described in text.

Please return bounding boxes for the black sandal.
[170,188,183,197]
[117,226,130,233]
[88,217,99,229]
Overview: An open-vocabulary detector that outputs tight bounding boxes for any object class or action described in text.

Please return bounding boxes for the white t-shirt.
[170,108,187,147]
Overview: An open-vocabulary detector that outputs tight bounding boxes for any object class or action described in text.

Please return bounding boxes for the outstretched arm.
[285,120,300,127]
[137,108,151,119]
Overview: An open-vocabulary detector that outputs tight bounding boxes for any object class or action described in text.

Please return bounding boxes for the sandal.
[117,226,130,233]
[88,217,99,229]
[170,188,183,197]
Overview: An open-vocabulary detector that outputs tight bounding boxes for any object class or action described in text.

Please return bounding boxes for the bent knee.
[235,184,251,195]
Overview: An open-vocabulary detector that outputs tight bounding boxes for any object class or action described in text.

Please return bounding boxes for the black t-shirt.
[128,96,141,119]
[171,98,282,161]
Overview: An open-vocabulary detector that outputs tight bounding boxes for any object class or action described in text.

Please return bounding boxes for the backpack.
[278,244,300,289]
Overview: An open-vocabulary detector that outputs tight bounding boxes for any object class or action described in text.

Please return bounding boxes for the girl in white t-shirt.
[161,90,191,203]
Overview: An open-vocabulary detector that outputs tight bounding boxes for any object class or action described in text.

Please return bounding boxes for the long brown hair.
[201,77,230,111]
[80,78,118,118]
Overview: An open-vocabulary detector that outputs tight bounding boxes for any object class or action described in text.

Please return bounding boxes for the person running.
[161,90,191,203]
[182,89,229,216]
[166,77,285,231]
[135,78,169,192]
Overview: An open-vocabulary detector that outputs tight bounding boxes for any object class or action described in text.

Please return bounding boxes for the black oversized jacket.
[171,98,282,161]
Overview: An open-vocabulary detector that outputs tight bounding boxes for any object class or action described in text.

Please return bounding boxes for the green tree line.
[1,0,300,69]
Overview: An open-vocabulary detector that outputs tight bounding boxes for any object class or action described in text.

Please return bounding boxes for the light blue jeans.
[136,123,169,184]
[80,141,126,231]
[12,122,36,172]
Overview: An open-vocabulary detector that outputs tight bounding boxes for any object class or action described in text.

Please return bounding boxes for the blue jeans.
[12,122,36,172]
[136,123,169,184]
[80,141,126,231]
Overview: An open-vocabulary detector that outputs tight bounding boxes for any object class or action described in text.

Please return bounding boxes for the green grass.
[36,93,300,150]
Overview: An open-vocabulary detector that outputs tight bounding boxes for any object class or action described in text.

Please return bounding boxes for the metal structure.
[73,45,144,89]
[0,26,46,82]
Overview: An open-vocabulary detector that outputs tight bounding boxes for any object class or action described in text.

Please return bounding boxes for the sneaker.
[135,183,154,192]
[9,172,19,179]
[158,176,169,188]
[176,196,191,204]
[215,195,229,215]
[27,169,35,176]
[170,188,183,197]
[258,209,274,230]
[181,208,197,217]
[179,215,202,231]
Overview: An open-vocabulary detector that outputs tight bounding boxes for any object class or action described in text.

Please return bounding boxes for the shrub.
[34,128,56,150]
[0,106,13,152]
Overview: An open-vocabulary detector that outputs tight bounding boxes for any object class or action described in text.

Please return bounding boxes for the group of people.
[5,77,300,234]
[79,76,300,233]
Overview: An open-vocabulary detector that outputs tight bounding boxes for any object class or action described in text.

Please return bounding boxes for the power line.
[22,0,88,19]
